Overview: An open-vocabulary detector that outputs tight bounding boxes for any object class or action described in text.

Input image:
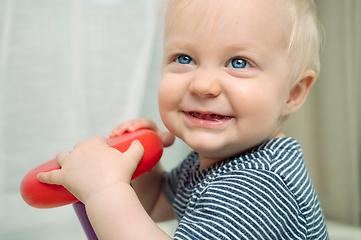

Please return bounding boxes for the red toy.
[20,129,163,209]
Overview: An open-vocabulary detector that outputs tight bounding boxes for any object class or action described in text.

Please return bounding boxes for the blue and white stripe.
[162,137,329,239]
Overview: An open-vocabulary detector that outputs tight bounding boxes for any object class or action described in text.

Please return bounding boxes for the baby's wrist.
[84,181,132,206]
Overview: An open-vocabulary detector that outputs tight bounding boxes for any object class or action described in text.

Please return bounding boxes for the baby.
[38,0,329,239]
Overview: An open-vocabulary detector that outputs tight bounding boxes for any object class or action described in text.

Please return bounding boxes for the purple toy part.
[73,202,98,240]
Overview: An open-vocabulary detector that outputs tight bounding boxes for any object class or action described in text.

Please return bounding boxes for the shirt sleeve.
[173,169,309,240]
[162,166,181,204]
[162,151,199,204]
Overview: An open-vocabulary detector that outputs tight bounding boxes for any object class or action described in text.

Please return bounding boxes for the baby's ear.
[283,69,316,115]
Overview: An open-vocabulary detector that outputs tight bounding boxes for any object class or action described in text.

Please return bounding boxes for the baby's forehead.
[165,0,292,40]
[166,0,291,21]
[164,0,292,52]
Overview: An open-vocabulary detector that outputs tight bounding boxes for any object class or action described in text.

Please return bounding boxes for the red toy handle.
[20,129,163,209]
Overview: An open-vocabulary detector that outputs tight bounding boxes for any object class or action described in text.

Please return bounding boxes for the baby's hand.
[37,136,144,204]
[109,118,175,148]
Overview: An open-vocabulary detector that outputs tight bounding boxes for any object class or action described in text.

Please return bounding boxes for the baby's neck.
[198,156,225,171]
[198,132,287,171]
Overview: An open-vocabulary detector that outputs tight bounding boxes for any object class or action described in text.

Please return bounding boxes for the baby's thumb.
[37,170,63,186]
[124,140,145,165]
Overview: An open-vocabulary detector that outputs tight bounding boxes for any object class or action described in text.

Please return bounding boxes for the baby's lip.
[184,111,234,121]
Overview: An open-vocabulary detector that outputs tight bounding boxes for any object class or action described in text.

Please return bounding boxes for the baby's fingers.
[159,132,175,148]
[127,118,158,132]
[55,151,69,167]
[129,119,175,147]
[37,169,63,186]
[109,120,136,137]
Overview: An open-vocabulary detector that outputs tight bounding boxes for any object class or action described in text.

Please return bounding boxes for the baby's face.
[159,0,293,162]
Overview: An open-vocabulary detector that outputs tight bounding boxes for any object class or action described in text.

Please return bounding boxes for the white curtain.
[0,0,186,239]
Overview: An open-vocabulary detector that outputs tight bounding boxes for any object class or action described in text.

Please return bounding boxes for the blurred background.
[0,0,360,239]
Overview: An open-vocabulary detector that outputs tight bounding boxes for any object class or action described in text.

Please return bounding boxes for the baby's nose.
[189,69,222,98]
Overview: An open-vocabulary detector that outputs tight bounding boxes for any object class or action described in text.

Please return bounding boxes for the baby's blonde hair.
[164,0,324,86]
[285,0,325,86]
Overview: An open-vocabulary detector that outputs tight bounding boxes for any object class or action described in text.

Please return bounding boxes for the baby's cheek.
[158,80,184,112]
[157,95,174,132]
[158,80,175,105]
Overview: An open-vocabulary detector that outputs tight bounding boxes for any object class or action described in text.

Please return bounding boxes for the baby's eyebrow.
[163,38,195,53]
[222,40,268,56]
[165,37,267,54]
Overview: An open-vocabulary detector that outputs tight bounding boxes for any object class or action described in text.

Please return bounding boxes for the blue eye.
[176,55,194,65]
[229,58,250,69]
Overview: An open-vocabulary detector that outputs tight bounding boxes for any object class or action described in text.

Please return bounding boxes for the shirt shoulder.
[189,137,328,239]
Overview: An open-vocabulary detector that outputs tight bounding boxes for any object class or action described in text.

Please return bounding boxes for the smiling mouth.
[185,111,234,121]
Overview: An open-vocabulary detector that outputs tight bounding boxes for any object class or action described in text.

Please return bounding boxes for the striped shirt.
[162,137,329,239]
